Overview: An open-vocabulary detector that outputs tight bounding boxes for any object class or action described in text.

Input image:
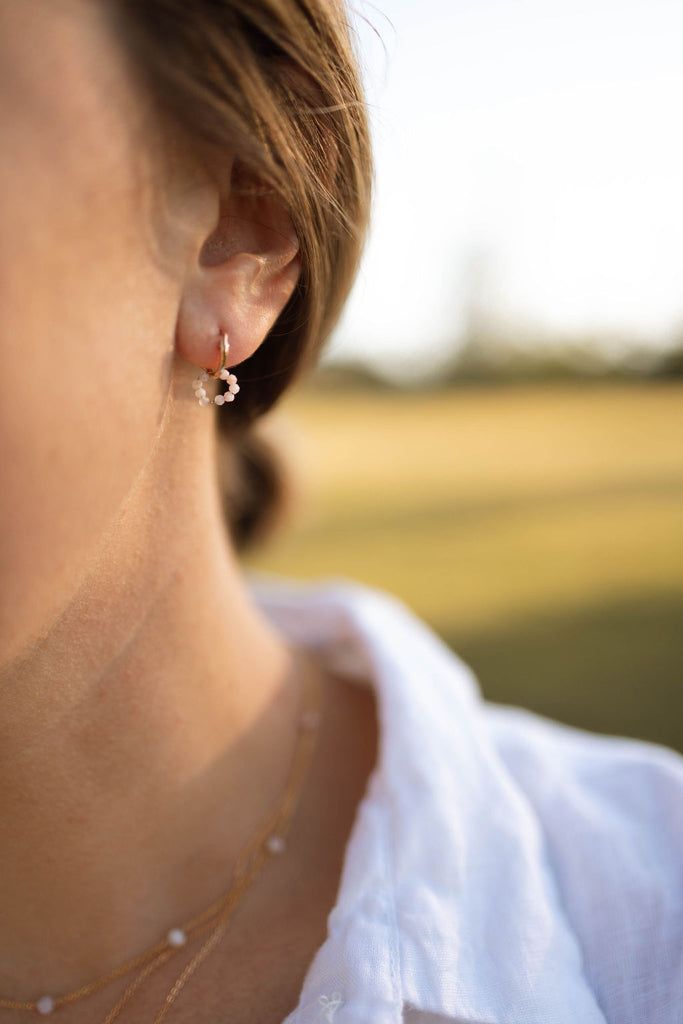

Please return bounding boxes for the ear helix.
[191,331,240,407]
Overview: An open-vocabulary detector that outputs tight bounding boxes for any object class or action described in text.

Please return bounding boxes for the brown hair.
[109,0,372,551]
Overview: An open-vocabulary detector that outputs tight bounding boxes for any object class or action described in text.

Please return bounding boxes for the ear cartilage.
[191,331,240,407]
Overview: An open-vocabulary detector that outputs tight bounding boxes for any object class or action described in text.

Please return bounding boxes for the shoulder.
[485,699,683,828]
[484,701,683,901]
[253,575,683,1022]
[482,703,683,1022]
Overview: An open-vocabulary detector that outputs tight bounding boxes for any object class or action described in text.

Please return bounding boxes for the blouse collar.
[251,575,607,1024]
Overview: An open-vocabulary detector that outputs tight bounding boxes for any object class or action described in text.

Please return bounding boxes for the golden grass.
[249,381,683,630]
[247,380,683,748]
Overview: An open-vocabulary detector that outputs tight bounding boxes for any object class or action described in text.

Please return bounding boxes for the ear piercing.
[192,331,240,407]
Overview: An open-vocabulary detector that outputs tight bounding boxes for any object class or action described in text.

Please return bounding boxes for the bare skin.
[0,1,378,1020]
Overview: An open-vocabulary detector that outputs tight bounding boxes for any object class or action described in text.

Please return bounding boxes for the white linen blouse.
[249,574,683,1024]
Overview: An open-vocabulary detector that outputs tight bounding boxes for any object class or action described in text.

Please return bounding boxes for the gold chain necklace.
[0,645,324,1022]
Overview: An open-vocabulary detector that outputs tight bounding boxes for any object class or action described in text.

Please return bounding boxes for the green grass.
[247,380,683,751]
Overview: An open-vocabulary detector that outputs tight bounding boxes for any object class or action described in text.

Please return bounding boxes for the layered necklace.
[0,645,324,1023]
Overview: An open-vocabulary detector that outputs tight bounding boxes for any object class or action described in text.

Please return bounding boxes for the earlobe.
[174,180,301,380]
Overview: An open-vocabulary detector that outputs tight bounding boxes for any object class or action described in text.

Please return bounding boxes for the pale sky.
[327,0,683,376]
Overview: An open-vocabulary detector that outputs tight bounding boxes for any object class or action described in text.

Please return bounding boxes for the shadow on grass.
[304,476,683,540]
[436,588,683,754]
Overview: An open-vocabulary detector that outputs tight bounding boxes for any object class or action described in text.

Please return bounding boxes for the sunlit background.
[334,0,683,379]
[248,0,683,752]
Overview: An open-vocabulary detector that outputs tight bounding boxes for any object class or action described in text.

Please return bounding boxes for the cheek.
[0,112,177,655]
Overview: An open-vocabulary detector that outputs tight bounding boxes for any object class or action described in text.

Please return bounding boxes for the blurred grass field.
[247,380,683,752]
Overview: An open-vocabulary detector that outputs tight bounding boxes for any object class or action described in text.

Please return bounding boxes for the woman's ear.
[175,169,301,375]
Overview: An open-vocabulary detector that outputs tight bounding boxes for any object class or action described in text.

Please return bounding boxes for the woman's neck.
[0,417,298,998]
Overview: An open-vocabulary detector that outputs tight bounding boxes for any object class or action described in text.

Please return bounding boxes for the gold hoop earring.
[191,331,240,407]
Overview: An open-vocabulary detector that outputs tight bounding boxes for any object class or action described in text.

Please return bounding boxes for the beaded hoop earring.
[192,332,240,407]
